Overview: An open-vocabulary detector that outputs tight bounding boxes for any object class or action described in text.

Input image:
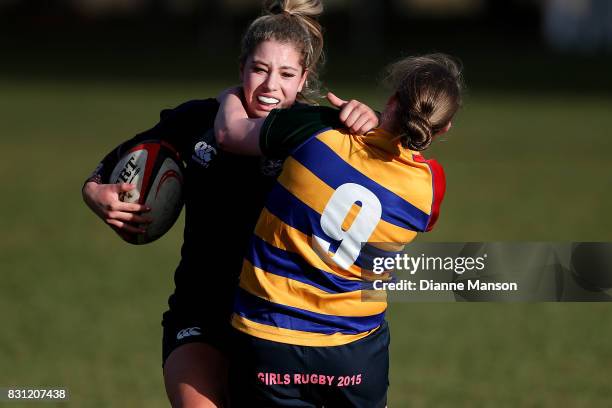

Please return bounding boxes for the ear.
[435,121,452,136]
[442,121,453,133]
[379,95,400,133]
[386,94,399,110]
[297,69,309,93]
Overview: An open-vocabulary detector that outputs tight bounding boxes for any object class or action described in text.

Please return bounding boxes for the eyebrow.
[251,59,299,72]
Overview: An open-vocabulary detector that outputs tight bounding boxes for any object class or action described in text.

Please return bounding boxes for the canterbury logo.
[176,327,202,340]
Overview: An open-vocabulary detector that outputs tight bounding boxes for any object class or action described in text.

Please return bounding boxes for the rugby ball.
[110,141,184,245]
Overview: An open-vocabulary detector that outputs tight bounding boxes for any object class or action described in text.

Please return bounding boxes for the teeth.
[258,96,280,105]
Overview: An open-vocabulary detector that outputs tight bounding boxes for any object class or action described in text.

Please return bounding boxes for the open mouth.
[257,95,280,106]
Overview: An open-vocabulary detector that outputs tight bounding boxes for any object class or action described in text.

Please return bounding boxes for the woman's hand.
[82,181,152,235]
[327,92,380,135]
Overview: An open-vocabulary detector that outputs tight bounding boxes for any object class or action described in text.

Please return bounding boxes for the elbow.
[214,119,258,155]
[214,126,231,151]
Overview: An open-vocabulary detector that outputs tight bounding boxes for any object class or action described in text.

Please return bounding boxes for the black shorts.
[161,256,241,366]
[161,280,238,366]
[161,309,233,367]
[229,321,390,408]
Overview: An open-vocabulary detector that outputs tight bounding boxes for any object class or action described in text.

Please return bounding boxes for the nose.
[262,71,280,92]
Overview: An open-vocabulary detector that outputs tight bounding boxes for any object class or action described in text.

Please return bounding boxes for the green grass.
[1,78,611,407]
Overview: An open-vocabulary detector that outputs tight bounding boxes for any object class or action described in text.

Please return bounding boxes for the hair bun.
[385,54,463,152]
[264,0,284,15]
[263,0,323,19]
[403,111,433,151]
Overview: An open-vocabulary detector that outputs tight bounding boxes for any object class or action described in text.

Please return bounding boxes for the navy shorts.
[229,322,390,408]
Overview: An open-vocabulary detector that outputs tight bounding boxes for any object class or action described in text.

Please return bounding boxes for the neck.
[379,109,398,134]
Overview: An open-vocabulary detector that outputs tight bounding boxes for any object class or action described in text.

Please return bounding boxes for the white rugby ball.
[110,141,184,244]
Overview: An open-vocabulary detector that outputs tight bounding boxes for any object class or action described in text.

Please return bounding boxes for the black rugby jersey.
[88,99,279,320]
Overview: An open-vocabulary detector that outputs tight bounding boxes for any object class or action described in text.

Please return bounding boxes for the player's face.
[241,40,308,118]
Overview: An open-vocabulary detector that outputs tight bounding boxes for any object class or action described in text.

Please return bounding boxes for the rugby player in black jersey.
[81,1,379,406]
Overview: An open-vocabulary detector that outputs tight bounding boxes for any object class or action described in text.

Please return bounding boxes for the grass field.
[1,78,611,407]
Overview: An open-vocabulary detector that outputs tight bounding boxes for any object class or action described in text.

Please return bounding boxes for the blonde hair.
[240,0,324,102]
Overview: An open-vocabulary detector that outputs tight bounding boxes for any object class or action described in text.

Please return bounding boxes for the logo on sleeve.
[176,327,202,340]
[261,158,284,177]
[192,141,217,168]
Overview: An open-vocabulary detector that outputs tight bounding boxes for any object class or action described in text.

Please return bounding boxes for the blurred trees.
[2,0,612,55]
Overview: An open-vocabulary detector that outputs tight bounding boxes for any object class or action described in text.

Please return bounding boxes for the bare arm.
[214,88,264,155]
[214,86,381,156]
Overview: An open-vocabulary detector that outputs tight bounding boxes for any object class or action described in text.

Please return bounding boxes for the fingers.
[106,219,146,234]
[339,100,379,134]
[107,201,150,214]
[356,119,377,135]
[339,99,373,127]
[343,102,362,128]
[108,211,153,225]
[326,92,346,109]
[351,116,376,135]
[116,183,136,193]
[102,184,149,213]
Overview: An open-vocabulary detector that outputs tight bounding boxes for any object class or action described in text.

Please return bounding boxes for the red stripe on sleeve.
[413,154,446,231]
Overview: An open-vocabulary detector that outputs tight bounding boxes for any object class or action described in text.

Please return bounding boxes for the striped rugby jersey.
[231,106,445,347]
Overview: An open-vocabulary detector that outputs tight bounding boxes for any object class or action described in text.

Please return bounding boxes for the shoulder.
[265,105,340,125]
[260,105,342,158]
[413,154,445,183]
[159,99,220,127]
[412,153,446,232]
[262,105,341,139]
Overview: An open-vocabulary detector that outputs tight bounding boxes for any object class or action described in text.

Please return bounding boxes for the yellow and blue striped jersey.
[232,106,446,347]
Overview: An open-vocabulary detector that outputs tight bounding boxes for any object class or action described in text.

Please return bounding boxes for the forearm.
[214,91,263,155]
